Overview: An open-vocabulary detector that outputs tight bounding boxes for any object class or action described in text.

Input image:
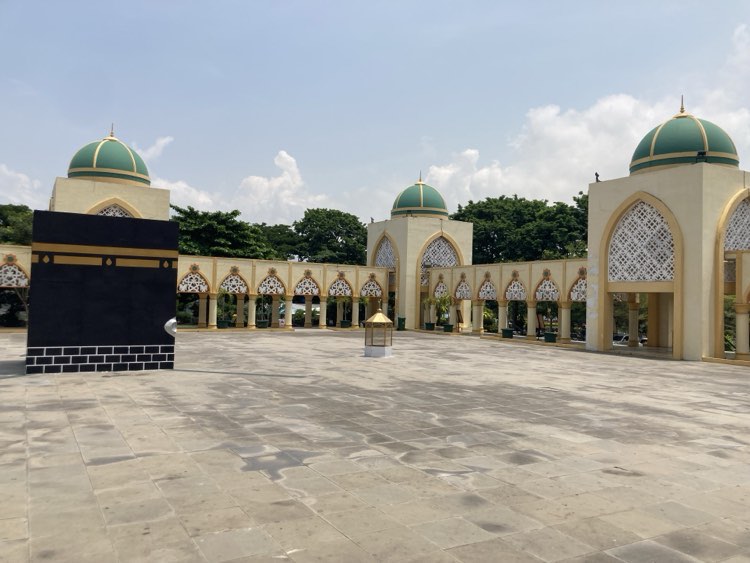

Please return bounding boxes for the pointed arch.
[86,197,142,218]
[328,277,352,296]
[219,273,249,294]
[504,280,527,301]
[0,263,29,288]
[360,279,383,297]
[534,278,560,302]
[454,280,472,300]
[478,279,497,300]
[599,191,683,358]
[257,275,286,295]
[568,277,587,302]
[372,233,399,269]
[418,233,462,286]
[434,281,448,298]
[294,275,321,295]
[178,271,210,293]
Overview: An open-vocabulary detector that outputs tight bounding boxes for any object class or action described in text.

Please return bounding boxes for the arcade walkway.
[1,331,749,562]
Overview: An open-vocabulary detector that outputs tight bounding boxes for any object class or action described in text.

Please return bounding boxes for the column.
[472,300,484,333]
[526,300,537,339]
[429,304,436,326]
[628,294,639,348]
[318,297,328,328]
[271,295,280,328]
[352,298,360,328]
[735,303,750,360]
[498,300,508,331]
[304,296,313,328]
[559,301,572,343]
[207,293,218,330]
[647,293,660,347]
[246,294,257,329]
[449,301,457,328]
[336,299,343,328]
[198,294,207,328]
[235,294,245,328]
[284,296,294,330]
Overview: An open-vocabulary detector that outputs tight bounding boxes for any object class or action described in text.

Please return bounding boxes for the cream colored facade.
[50,177,171,220]
[367,215,473,330]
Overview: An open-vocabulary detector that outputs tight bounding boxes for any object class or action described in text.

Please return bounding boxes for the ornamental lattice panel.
[455,281,471,300]
[97,204,132,218]
[328,278,352,296]
[478,280,496,300]
[434,282,448,297]
[0,264,28,287]
[294,277,320,295]
[360,280,382,297]
[220,274,248,294]
[569,278,587,302]
[178,273,208,293]
[725,199,750,251]
[535,279,560,302]
[608,201,674,282]
[375,238,396,268]
[505,280,526,301]
[258,275,285,295]
[421,237,458,285]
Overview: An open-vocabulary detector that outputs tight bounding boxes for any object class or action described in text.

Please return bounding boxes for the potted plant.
[543,303,557,343]
[255,295,270,328]
[422,296,436,330]
[336,296,353,328]
[435,295,452,333]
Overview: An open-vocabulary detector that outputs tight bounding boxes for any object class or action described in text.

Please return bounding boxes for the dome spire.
[109,123,115,138]
[680,95,685,114]
[418,170,423,184]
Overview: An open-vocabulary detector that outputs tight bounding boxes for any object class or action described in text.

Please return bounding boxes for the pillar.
[304,296,313,328]
[235,294,245,328]
[498,300,508,331]
[628,294,639,348]
[336,299,343,328]
[271,294,280,328]
[198,294,207,328]
[526,300,537,339]
[283,296,294,330]
[449,301,457,328]
[207,293,218,330]
[647,293,660,347]
[319,297,328,328]
[352,298,360,328]
[472,300,484,333]
[735,303,750,360]
[559,301,571,343]
[247,294,257,329]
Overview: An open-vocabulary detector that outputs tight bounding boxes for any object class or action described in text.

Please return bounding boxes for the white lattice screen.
[569,278,587,302]
[725,199,750,251]
[97,204,132,218]
[258,275,285,295]
[455,281,471,300]
[434,282,448,297]
[478,280,496,300]
[178,273,208,293]
[608,201,675,282]
[220,274,248,294]
[0,264,28,288]
[328,278,352,296]
[294,278,320,295]
[374,238,396,268]
[505,280,526,301]
[421,237,458,285]
[360,280,382,297]
[535,279,560,302]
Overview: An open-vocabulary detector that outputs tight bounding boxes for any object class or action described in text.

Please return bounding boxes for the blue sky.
[2,1,750,223]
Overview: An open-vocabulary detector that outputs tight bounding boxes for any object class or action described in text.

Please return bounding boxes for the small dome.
[391,179,449,218]
[630,104,739,174]
[68,131,150,186]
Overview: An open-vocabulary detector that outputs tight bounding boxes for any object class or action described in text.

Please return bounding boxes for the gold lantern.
[363,309,393,357]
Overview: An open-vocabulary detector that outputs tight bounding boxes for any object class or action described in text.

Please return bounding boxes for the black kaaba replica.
[26,211,178,374]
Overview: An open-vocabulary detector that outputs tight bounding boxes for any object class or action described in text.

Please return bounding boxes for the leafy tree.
[293,208,366,264]
[0,204,33,245]
[451,192,588,263]
[170,205,277,258]
[256,223,301,260]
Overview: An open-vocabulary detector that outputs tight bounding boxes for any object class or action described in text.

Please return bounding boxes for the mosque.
[1,103,749,364]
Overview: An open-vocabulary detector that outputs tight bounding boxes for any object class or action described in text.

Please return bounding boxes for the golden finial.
[679,95,685,114]
[109,123,115,138]
[418,170,423,184]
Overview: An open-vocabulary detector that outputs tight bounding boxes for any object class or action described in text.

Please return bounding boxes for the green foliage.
[293,208,366,264]
[170,205,277,259]
[256,223,301,260]
[0,204,33,245]
[451,192,588,263]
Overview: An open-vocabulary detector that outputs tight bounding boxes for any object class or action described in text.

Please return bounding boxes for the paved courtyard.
[1,330,750,562]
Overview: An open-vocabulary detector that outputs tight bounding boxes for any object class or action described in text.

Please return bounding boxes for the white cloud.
[0,164,46,209]
[151,176,218,211]
[133,136,174,161]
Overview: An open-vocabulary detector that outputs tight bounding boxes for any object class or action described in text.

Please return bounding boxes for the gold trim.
[54,255,102,266]
[32,243,178,259]
[117,258,160,268]
[30,255,39,264]
[86,197,142,218]
[630,151,738,167]
[68,166,150,180]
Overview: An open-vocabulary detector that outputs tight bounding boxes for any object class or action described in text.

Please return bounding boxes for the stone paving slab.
[1,330,750,562]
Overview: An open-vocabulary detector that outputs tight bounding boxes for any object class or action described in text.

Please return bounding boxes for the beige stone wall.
[50,177,171,220]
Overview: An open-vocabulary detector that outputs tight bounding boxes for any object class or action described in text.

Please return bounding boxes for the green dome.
[391,180,449,218]
[68,132,150,186]
[630,107,739,174]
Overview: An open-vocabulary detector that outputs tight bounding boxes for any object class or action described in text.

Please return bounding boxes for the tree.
[293,208,366,264]
[451,193,588,263]
[170,205,277,258]
[256,223,301,260]
[0,204,33,245]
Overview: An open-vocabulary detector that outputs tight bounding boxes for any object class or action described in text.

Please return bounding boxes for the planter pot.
[217,320,231,329]
[544,332,557,343]
[256,320,269,328]
[425,322,435,331]
[501,328,514,339]
[397,317,406,331]
[443,324,454,333]
[340,320,352,328]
